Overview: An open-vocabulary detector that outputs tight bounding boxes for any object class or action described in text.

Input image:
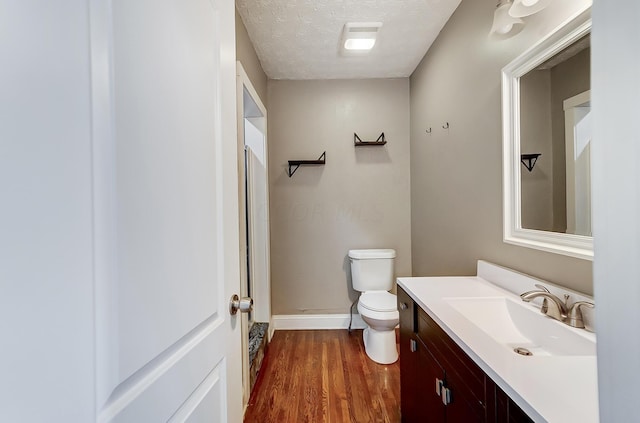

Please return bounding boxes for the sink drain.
[514,347,533,356]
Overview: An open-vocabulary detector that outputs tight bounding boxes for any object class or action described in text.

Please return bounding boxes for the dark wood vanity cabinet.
[398,287,534,423]
[399,290,445,422]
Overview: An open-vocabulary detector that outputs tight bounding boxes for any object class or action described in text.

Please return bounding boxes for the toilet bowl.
[358,291,399,364]
[349,249,399,364]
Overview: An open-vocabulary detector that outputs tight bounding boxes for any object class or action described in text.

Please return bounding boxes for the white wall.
[592,0,640,420]
[268,79,412,315]
[0,1,95,419]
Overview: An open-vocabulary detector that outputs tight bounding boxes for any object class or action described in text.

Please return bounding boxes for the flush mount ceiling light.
[341,22,382,55]
[490,0,524,38]
[509,0,552,18]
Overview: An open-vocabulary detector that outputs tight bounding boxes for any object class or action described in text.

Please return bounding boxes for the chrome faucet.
[520,284,569,322]
[520,284,594,328]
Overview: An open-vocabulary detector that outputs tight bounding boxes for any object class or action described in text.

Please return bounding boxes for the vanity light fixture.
[490,0,524,38]
[509,0,552,18]
[341,22,382,55]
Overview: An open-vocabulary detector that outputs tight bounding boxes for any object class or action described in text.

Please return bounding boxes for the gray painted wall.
[235,8,267,105]
[409,0,593,294]
[267,79,412,315]
[520,69,553,231]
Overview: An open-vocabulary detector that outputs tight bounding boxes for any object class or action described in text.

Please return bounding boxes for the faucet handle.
[567,301,595,328]
[535,284,570,309]
[534,284,550,293]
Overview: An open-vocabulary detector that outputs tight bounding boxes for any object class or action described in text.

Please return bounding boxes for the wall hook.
[426,127,432,134]
[442,122,449,129]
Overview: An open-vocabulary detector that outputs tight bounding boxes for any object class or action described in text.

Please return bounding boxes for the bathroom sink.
[444,296,596,357]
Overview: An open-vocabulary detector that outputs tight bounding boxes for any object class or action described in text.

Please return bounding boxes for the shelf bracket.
[521,153,541,172]
[354,132,387,146]
[287,151,326,177]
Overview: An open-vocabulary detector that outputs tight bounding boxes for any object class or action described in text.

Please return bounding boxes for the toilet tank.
[348,249,396,292]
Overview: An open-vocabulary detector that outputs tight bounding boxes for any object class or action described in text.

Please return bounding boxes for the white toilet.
[349,248,399,364]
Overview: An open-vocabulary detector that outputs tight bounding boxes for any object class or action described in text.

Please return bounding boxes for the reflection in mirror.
[519,35,591,236]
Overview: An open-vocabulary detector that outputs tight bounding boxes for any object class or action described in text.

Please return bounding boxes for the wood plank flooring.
[243,330,400,423]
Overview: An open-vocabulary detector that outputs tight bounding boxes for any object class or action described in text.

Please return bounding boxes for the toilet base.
[362,326,398,364]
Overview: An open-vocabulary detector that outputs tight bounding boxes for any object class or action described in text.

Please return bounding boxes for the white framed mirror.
[502,8,593,260]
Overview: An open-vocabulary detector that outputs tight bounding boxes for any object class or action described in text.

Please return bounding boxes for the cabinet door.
[416,303,488,422]
[399,288,446,422]
[403,338,447,423]
[419,341,447,422]
[399,288,423,422]
[444,368,487,422]
[496,386,535,423]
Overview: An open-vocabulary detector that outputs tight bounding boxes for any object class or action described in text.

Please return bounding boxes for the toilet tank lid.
[348,249,396,259]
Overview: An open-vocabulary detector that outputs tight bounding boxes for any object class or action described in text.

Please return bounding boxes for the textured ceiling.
[236,0,462,80]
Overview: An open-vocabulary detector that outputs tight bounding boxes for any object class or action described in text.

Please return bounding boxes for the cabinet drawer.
[416,307,486,411]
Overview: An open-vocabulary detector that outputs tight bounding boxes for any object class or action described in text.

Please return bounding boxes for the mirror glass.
[502,9,593,260]
[520,35,591,236]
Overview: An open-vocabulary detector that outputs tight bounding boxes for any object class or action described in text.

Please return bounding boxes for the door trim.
[236,62,271,408]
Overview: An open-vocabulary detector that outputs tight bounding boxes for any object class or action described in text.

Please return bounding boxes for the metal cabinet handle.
[441,387,451,405]
[399,302,408,310]
[410,339,418,352]
[435,378,443,396]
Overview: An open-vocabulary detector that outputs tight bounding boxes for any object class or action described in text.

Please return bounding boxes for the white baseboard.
[268,318,276,340]
[272,313,367,331]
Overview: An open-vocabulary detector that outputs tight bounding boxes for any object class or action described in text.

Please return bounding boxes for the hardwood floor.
[244,330,401,423]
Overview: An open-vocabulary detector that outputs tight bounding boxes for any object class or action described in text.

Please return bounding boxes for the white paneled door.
[94,0,242,420]
[1,0,241,421]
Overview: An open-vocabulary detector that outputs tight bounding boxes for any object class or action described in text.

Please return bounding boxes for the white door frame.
[563,90,592,236]
[236,62,272,407]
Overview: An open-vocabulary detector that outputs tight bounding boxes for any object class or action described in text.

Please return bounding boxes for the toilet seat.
[359,291,397,312]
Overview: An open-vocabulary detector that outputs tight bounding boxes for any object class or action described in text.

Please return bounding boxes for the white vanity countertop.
[398,272,599,423]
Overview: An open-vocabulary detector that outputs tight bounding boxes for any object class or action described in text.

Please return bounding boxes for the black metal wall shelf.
[354,132,386,146]
[288,151,326,177]
[521,153,541,172]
